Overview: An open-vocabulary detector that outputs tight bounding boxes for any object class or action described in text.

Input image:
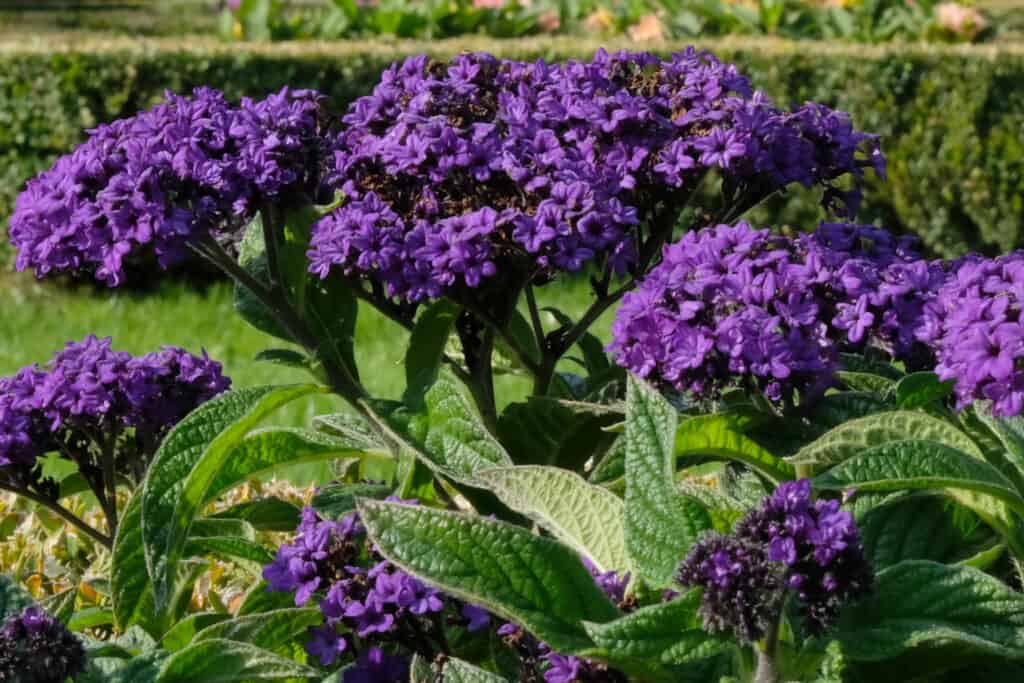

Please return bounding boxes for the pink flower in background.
[627,14,664,41]
[473,0,506,8]
[537,9,560,32]
[226,0,242,11]
[935,2,989,40]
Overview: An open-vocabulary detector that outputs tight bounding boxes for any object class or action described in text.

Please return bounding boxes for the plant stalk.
[0,483,112,549]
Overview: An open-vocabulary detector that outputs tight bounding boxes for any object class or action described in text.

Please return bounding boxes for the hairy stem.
[0,482,112,549]
[100,433,119,537]
[754,607,783,683]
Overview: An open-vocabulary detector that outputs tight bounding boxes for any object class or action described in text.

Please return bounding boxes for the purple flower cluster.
[0,336,229,483]
[917,253,1024,417]
[10,87,332,285]
[309,49,882,302]
[678,479,872,641]
[264,503,488,680]
[0,606,87,683]
[609,221,930,404]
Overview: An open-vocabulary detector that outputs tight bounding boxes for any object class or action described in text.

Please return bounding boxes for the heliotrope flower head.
[264,502,486,672]
[609,221,930,405]
[917,252,1024,417]
[0,336,229,482]
[0,606,87,683]
[309,49,882,303]
[679,479,872,641]
[10,87,334,286]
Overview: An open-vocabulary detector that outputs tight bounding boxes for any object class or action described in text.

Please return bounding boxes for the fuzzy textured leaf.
[581,591,730,681]
[674,414,793,482]
[156,639,319,682]
[142,385,320,610]
[791,411,982,468]
[192,608,322,649]
[476,466,628,573]
[836,561,1024,661]
[624,376,712,588]
[358,500,619,652]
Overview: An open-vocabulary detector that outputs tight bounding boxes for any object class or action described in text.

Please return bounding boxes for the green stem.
[100,433,119,537]
[525,284,545,352]
[0,482,112,549]
[470,327,499,434]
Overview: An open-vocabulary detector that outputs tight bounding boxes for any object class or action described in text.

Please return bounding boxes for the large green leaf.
[815,440,1024,558]
[814,440,1024,512]
[894,371,955,409]
[581,591,730,682]
[497,397,618,471]
[624,376,712,589]
[161,613,230,652]
[403,299,460,407]
[208,497,301,533]
[192,608,322,649]
[364,374,511,484]
[836,561,1024,661]
[856,494,994,570]
[358,500,619,652]
[411,655,509,682]
[791,411,982,468]
[311,482,392,519]
[184,536,275,568]
[202,427,365,504]
[674,414,793,482]
[142,385,321,610]
[156,639,319,682]
[476,466,628,573]
[974,410,1024,492]
[111,493,161,635]
[809,392,889,429]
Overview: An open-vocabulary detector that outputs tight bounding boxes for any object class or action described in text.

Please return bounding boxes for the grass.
[0,272,613,430]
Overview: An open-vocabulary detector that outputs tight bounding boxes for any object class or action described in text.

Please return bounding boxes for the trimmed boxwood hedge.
[1,35,1023,260]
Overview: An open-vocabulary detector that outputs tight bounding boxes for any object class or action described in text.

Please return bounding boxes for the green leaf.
[497,397,617,471]
[234,216,289,342]
[856,494,994,570]
[674,414,794,482]
[156,639,319,682]
[411,654,509,682]
[358,500,619,652]
[835,370,896,394]
[475,466,628,573]
[590,435,626,485]
[790,411,982,468]
[809,391,889,429]
[208,497,301,532]
[0,574,33,619]
[973,410,1024,492]
[365,373,511,484]
[161,613,230,652]
[190,517,256,541]
[895,371,956,409]
[92,651,169,683]
[68,606,114,632]
[40,585,77,625]
[193,608,322,649]
[580,591,730,682]
[624,376,712,589]
[185,536,275,567]
[312,482,392,519]
[236,581,296,617]
[142,385,321,610]
[203,427,366,505]
[836,561,1024,661]
[111,493,161,635]
[815,440,1024,558]
[814,440,1024,512]
[253,348,309,370]
[404,300,460,407]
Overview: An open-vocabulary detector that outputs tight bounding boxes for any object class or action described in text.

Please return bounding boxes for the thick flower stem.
[100,436,119,538]
[0,483,112,549]
[754,610,782,683]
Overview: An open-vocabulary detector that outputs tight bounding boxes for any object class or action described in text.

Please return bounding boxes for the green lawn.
[0,272,613,430]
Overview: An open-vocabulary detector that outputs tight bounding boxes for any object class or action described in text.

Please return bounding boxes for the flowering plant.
[5,47,1024,682]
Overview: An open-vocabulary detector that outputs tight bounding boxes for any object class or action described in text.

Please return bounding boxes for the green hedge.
[2,36,1023,258]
